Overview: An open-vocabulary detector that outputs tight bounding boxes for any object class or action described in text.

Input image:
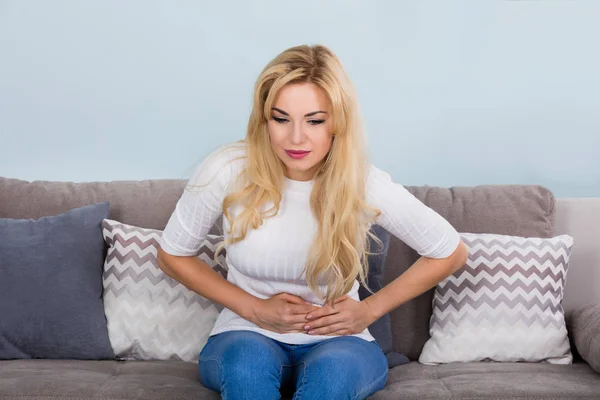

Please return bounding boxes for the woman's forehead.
[272,82,332,114]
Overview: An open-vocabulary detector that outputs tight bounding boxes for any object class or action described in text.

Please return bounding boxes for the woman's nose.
[289,122,304,144]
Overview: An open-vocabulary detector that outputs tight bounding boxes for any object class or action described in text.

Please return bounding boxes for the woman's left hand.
[303,295,377,336]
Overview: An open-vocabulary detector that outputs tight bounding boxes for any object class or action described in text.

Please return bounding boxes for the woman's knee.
[202,330,280,359]
[199,331,288,390]
[296,338,388,399]
[298,359,387,400]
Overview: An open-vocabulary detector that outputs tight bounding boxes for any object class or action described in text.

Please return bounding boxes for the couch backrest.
[0,177,186,230]
[1,177,560,361]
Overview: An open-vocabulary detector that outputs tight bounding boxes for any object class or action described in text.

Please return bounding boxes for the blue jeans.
[199,330,388,399]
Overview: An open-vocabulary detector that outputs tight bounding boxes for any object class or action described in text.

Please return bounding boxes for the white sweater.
[159,142,460,345]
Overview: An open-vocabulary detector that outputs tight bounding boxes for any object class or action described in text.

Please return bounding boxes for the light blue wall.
[1,1,598,197]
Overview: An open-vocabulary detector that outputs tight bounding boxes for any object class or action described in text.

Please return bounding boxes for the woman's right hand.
[251,293,318,334]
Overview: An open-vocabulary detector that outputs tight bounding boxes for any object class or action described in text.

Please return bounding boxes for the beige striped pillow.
[420,233,573,365]
[101,219,227,363]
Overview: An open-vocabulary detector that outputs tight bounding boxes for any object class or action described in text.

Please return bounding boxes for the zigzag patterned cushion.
[419,233,574,365]
[101,219,227,363]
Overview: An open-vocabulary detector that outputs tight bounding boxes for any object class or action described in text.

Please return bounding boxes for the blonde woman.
[157,44,468,399]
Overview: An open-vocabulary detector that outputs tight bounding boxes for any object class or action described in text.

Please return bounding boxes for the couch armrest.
[571,302,600,374]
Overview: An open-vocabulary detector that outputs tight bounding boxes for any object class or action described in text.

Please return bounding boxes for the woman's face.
[267,82,334,182]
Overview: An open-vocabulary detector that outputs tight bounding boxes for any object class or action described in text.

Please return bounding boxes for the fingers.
[305,304,339,321]
[322,328,352,336]
[305,322,350,336]
[284,313,316,325]
[303,312,345,332]
[288,303,319,316]
[284,322,309,333]
[280,293,308,305]
[280,293,317,315]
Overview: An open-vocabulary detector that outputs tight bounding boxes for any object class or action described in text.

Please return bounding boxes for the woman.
[157,44,468,399]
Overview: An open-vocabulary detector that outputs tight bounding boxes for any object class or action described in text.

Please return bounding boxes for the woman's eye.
[308,119,325,126]
[272,116,288,124]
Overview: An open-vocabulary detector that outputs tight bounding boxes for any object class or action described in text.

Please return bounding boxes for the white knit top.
[159,142,460,345]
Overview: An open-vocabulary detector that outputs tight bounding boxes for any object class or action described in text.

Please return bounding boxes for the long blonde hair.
[210,44,383,305]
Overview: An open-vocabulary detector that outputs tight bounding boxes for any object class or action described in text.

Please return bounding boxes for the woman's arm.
[159,144,317,333]
[157,249,317,333]
[157,144,263,320]
[363,241,468,321]
[361,164,468,320]
[303,165,468,335]
[157,248,261,321]
[303,243,467,336]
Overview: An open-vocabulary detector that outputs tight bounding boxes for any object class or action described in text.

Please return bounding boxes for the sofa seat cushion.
[0,360,218,400]
[2,360,600,400]
[373,361,600,399]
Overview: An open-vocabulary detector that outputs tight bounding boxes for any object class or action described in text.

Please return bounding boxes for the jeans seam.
[279,363,292,382]
[353,367,388,400]
[293,361,308,400]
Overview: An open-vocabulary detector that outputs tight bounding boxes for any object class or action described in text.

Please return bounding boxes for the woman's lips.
[285,150,310,159]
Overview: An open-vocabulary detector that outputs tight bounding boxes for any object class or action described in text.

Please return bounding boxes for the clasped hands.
[251,293,377,336]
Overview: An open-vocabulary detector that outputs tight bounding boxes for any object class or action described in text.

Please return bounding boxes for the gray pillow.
[359,224,409,368]
[571,302,600,374]
[0,202,115,360]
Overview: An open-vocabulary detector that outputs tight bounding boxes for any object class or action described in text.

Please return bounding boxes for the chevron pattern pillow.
[419,233,574,365]
[101,219,227,363]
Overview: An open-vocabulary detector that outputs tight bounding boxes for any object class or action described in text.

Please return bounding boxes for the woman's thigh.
[292,337,388,400]
[198,330,292,398]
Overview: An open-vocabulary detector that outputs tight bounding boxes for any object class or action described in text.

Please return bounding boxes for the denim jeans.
[199,330,388,400]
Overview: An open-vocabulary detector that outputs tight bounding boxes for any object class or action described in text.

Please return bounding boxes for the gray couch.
[1,177,599,399]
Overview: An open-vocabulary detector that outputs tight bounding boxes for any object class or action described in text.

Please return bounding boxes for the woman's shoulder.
[188,140,247,187]
[364,162,413,201]
[205,140,247,166]
[365,162,396,187]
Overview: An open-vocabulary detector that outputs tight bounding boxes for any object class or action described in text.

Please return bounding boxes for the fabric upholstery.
[372,360,600,399]
[0,177,186,230]
[1,360,599,399]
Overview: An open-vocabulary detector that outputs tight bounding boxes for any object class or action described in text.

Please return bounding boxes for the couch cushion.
[102,219,228,363]
[0,202,114,360]
[0,359,218,400]
[420,232,573,365]
[384,185,555,360]
[1,360,598,400]
[371,361,600,400]
[571,302,600,374]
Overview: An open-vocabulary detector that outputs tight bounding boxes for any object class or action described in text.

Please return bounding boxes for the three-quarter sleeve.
[366,164,461,259]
